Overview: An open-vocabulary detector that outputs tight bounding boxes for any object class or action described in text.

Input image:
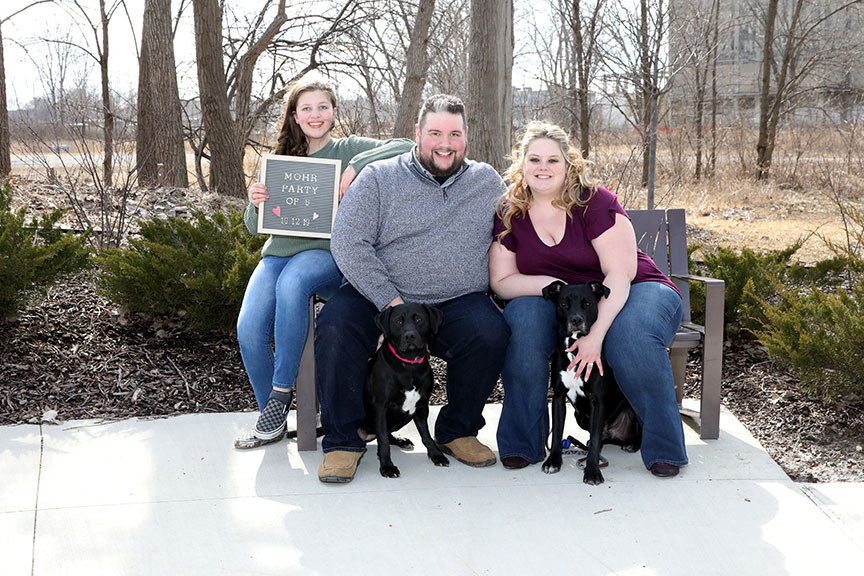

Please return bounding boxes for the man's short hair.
[417,94,466,130]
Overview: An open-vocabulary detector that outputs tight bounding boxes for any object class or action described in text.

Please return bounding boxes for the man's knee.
[470,305,510,356]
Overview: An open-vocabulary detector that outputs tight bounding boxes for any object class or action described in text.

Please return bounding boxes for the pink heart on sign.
[272,206,280,217]
[312,212,319,220]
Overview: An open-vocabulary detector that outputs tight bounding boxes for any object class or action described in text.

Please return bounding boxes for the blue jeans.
[315,284,510,453]
[236,250,342,410]
[496,282,688,469]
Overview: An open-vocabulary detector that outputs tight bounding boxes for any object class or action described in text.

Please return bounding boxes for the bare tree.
[0,0,55,179]
[193,0,246,197]
[565,0,607,157]
[137,0,188,187]
[426,0,471,95]
[708,0,720,176]
[600,0,681,207]
[392,0,435,138]
[756,0,864,179]
[466,0,513,171]
[191,0,369,196]
[672,0,721,180]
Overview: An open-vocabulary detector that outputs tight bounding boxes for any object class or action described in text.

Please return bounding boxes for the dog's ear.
[542,280,565,301]
[375,306,394,338]
[424,304,443,336]
[589,281,610,301]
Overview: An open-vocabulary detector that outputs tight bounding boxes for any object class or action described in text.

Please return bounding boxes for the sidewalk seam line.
[31,424,44,576]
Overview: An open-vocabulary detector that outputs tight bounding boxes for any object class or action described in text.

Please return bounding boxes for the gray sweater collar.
[408,149,469,188]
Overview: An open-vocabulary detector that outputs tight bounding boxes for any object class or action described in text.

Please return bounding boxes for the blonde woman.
[489,122,687,477]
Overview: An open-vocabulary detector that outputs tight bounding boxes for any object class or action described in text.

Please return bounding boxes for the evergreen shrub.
[688,242,851,339]
[97,209,265,332]
[751,279,864,402]
[0,180,91,320]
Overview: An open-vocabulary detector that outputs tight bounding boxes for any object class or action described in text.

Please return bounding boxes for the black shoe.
[650,462,680,478]
[253,392,293,440]
[501,456,530,469]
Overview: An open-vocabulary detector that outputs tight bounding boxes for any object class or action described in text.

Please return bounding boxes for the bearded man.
[314,94,509,483]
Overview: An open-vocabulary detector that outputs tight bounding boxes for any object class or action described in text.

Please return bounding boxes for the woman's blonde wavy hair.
[497,121,598,243]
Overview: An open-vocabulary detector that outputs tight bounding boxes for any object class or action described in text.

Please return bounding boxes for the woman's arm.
[489,241,561,300]
[567,213,638,377]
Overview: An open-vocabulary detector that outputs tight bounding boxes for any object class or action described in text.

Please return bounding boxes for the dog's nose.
[568,318,588,335]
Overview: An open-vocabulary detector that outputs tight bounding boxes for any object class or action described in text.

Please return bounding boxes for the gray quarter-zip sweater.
[331,149,505,310]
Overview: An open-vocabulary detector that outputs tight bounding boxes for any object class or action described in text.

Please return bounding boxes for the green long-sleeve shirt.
[244,135,415,258]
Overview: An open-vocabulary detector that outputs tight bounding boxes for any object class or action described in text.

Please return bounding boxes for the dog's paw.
[621,443,639,453]
[583,467,605,485]
[389,435,414,450]
[380,464,401,478]
[430,453,449,467]
[541,456,562,474]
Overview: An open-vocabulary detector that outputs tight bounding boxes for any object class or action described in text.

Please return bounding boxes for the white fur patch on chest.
[560,369,585,403]
[561,335,584,402]
[402,389,421,415]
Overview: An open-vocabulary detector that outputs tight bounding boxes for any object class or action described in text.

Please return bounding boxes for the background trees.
[466,0,513,171]
[1,0,863,200]
[137,0,187,187]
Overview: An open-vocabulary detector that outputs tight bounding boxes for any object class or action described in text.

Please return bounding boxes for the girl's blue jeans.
[236,250,342,410]
[496,281,688,470]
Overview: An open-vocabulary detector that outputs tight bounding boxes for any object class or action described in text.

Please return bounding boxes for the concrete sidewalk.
[2,404,863,575]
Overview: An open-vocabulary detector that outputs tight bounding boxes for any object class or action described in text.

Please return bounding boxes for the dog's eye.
[394,317,404,326]
[582,300,592,310]
[413,314,424,325]
[560,300,570,310]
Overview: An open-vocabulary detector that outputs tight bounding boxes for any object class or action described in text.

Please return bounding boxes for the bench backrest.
[628,208,692,324]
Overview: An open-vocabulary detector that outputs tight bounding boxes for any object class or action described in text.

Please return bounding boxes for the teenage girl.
[235,79,413,448]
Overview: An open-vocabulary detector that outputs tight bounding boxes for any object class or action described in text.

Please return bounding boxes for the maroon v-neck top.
[493,187,680,295]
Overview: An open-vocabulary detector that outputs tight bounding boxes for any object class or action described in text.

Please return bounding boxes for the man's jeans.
[315,284,509,453]
[496,281,688,469]
[236,250,342,410]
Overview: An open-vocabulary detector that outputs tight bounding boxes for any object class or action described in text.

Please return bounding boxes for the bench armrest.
[670,273,724,287]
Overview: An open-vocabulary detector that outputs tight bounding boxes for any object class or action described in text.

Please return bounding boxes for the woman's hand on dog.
[567,331,604,378]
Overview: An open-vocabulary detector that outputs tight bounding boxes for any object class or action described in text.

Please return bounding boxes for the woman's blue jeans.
[236,250,342,410]
[496,281,688,469]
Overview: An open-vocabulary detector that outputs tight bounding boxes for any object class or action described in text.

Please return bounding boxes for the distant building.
[670,0,864,124]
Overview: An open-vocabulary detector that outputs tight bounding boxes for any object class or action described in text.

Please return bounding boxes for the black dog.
[541,281,642,485]
[358,302,450,478]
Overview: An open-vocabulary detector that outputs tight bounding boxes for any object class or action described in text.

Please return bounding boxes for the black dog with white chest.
[358,302,450,478]
[541,280,642,485]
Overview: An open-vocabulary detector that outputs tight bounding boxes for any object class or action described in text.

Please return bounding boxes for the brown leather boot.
[318,450,365,483]
[438,437,497,467]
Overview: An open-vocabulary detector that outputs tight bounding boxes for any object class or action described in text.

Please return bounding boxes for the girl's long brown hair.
[273,79,338,156]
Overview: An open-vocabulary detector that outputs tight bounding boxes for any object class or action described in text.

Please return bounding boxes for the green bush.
[689,242,851,339]
[751,279,864,402]
[0,180,91,320]
[97,209,265,332]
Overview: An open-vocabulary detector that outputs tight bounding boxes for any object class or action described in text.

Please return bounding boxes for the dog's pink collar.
[388,342,425,364]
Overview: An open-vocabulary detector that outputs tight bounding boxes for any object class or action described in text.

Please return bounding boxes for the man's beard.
[418,147,464,179]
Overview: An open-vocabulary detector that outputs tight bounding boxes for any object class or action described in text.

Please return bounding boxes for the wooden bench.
[294,208,725,449]
[629,209,725,439]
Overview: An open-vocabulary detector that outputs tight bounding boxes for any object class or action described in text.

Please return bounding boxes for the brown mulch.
[2,178,863,483]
